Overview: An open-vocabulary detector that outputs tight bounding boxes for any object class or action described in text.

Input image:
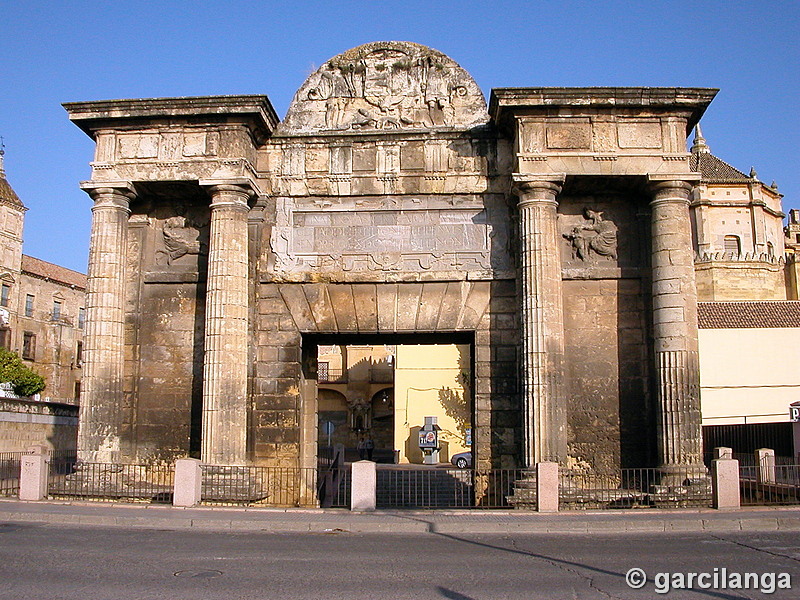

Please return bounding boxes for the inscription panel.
[270,198,511,278]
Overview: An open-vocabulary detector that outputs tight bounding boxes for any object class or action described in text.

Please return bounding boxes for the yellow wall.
[394,344,471,463]
[699,328,800,425]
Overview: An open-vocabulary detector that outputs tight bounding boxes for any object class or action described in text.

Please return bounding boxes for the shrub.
[0,347,46,396]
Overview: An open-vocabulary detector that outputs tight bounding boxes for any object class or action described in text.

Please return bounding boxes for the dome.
[277,41,488,135]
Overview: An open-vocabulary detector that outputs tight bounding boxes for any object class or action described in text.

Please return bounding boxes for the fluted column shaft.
[202,184,252,465]
[78,184,134,463]
[650,181,704,473]
[513,175,567,467]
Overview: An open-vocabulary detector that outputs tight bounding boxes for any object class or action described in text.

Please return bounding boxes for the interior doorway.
[307,333,473,465]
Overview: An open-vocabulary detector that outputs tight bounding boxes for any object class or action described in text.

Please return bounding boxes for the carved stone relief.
[269,196,511,278]
[146,203,210,270]
[278,42,489,134]
[559,197,644,278]
[114,131,220,161]
[563,208,618,262]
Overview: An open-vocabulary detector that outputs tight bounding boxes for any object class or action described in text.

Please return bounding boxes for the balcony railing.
[318,368,347,383]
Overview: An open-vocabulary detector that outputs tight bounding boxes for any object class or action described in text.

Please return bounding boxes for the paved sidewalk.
[2,498,800,534]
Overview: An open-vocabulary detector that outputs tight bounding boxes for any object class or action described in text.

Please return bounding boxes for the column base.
[652,463,711,506]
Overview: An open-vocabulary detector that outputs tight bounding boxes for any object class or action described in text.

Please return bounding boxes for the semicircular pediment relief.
[277,42,489,135]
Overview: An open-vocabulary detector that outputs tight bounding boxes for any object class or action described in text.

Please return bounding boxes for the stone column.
[649,179,704,476]
[512,174,567,466]
[78,183,135,463]
[200,183,253,465]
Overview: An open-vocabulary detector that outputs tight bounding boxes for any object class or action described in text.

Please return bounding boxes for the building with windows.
[689,126,794,301]
[0,149,85,406]
[687,129,800,459]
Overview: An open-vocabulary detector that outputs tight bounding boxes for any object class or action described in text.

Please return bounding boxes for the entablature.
[490,87,717,178]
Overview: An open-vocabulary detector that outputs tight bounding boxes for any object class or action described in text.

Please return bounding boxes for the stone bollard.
[173,458,202,507]
[756,448,776,484]
[351,460,376,512]
[714,446,733,460]
[19,446,50,501]
[536,461,559,513]
[712,458,740,510]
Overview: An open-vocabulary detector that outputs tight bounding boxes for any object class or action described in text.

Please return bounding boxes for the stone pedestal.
[714,446,733,460]
[173,458,202,507]
[512,174,567,467]
[19,447,49,501]
[200,182,253,465]
[351,460,376,512]
[649,179,704,478]
[78,183,135,463]
[756,448,776,484]
[536,462,559,513]
[712,458,740,510]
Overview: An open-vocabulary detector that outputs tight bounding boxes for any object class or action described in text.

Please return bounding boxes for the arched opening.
[317,389,349,450]
[723,235,741,257]
[370,387,394,461]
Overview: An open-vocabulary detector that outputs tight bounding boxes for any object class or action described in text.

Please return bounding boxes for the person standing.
[365,436,375,461]
[357,437,367,460]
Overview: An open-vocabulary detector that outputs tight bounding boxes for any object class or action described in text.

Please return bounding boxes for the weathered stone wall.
[130,281,204,461]
[558,192,653,471]
[0,397,78,453]
[123,193,209,462]
[563,278,652,471]
[252,282,302,466]
[695,261,787,301]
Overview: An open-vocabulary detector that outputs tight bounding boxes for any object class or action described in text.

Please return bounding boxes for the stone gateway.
[65,42,718,478]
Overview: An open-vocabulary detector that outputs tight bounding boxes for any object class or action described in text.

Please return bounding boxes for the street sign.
[790,405,800,423]
[419,429,438,448]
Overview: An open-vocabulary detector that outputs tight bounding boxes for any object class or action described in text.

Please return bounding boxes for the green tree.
[0,347,46,397]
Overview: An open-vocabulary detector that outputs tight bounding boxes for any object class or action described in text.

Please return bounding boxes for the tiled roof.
[0,176,25,209]
[690,152,751,183]
[698,301,800,329]
[21,255,87,289]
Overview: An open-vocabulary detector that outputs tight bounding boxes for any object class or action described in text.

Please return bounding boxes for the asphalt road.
[2,522,799,599]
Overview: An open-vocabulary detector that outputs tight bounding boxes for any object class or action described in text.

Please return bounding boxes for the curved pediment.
[277,41,489,135]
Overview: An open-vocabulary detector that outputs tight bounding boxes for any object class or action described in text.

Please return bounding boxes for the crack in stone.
[507,537,625,600]
[711,534,800,564]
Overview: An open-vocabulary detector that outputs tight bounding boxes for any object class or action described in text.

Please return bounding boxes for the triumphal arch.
[65,42,716,477]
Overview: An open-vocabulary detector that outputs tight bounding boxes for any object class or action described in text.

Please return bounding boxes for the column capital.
[200,179,260,212]
[79,181,136,208]
[647,176,697,206]
[200,178,260,195]
[511,173,565,207]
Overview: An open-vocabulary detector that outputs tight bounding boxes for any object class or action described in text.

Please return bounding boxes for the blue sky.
[1,0,798,273]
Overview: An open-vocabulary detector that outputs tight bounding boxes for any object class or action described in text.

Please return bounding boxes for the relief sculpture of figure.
[564,208,618,261]
[162,215,203,264]
[309,66,356,130]
[420,56,452,127]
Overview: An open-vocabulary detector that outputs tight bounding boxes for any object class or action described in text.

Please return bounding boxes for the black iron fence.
[49,461,173,503]
[560,467,713,510]
[0,451,24,497]
[740,457,800,506]
[199,465,347,507]
[9,452,799,510]
[375,468,523,509]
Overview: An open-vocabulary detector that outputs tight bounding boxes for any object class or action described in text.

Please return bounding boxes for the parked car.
[450,451,472,469]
